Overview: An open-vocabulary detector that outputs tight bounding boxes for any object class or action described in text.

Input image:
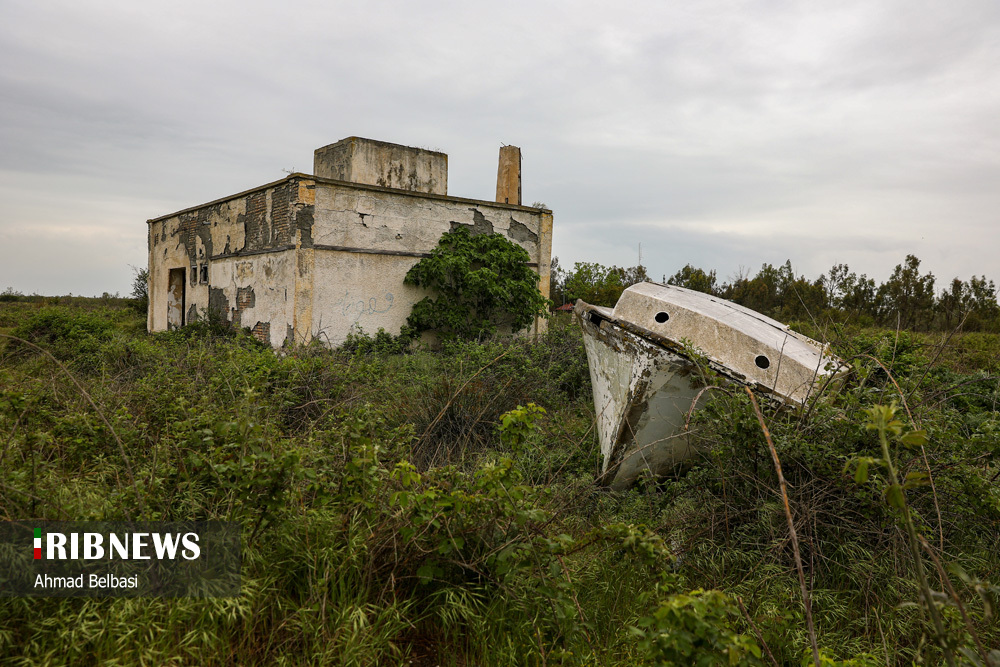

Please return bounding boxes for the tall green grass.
[1,302,998,665]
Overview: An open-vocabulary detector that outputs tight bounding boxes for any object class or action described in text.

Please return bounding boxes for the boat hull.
[575,282,846,489]
[579,307,712,488]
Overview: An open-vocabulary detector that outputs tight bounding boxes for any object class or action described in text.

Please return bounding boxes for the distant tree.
[824,264,854,309]
[130,265,149,315]
[823,263,878,321]
[620,263,651,287]
[719,261,829,322]
[403,226,550,340]
[780,274,829,323]
[965,275,1000,330]
[938,278,968,331]
[563,262,649,307]
[563,262,621,307]
[845,278,877,322]
[549,256,567,307]
[876,255,935,330]
[667,264,718,295]
[560,252,997,333]
[937,275,999,331]
[722,262,794,317]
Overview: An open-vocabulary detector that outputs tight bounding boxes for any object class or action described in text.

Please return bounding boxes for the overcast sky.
[1,0,998,297]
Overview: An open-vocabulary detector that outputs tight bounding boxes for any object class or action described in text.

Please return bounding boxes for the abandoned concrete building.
[146,137,553,347]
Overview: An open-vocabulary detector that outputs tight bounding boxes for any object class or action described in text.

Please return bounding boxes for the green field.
[1,299,998,665]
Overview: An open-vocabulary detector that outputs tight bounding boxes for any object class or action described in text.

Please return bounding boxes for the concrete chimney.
[495,146,521,205]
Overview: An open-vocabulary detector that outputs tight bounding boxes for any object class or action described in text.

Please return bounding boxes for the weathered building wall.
[210,253,297,346]
[147,177,311,346]
[302,178,550,345]
[309,252,426,344]
[148,145,552,349]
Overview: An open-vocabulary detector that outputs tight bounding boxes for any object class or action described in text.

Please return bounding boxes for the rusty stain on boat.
[574,282,848,489]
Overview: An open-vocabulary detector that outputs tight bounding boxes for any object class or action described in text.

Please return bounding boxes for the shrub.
[403,226,551,340]
[10,307,118,364]
[340,327,412,356]
[0,286,23,302]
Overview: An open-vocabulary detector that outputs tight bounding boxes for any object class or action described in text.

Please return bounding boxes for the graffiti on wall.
[332,290,395,323]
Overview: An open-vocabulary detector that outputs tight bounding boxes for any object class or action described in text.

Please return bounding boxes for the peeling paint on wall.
[470,209,497,235]
[507,218,539,244]
[208,287,229,318]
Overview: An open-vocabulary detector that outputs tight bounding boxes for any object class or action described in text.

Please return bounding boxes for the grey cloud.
[0,0,998,297]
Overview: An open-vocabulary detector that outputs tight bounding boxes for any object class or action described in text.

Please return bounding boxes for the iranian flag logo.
[34,528,41,559]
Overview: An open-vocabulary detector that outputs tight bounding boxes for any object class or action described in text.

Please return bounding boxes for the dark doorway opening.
[167,268,186,329]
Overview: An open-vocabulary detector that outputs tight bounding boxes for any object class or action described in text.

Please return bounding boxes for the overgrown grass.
[1,300,998,665]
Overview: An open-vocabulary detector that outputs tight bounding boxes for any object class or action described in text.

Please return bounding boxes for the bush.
[0,286,23,302]
[10,307,119,364]
[632,588,762,665]
[340,327,412,356]
[403,226,551,340]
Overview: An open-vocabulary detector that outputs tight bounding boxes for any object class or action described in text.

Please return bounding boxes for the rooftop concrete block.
[313,137,448,195]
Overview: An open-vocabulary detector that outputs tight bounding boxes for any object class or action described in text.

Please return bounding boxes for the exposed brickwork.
[271,182,292,245]
[250,321,270,344]
[178,212,199,283]
[169,181,302,263]
[232,286,256,327]
[236,286,255,310]
[178,213,198,237]
[245,191,268,251]
[177,206,218,279]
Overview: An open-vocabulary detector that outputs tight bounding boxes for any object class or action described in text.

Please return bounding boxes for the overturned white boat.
[574,282,846,489]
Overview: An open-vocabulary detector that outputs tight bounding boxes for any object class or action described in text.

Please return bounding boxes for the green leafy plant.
[403,226,551,340]
[341,327,412,356]
[632,587,763,666]
[845,402,994,666]
[498,402,547,455]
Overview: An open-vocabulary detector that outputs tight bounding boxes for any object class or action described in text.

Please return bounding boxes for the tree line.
[549,254,1000,332]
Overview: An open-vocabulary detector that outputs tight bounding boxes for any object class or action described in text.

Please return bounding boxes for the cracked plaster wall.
[308,181,550,345]
[147,178,305,345]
